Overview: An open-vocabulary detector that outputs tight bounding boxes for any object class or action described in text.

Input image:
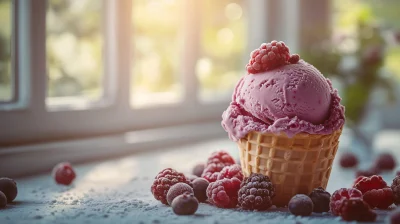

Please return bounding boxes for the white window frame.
[0,0,328,146]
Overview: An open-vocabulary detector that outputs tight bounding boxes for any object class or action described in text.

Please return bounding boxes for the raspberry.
[0,178,17,203]
[201,163,223,183]
[151,168,190,205]
[375,153,397,171]
[356,166,380,177]
[340,198,377,222]
[391,176,400,205]
[354,175,388,194]
[339,152,358,168]
[309,187,331,213]
[217,164,244,181]
[237,173,275,210]
[0,191,6,208]
[166,183,194,205]
[171,192,199,215]
[206,151,235,167]
[246,40,292,74]
[353,176,365,187]
[330,188,363,216]
[206,177,241,208]
[288,54,300,64]
[52,162,76,186]
[288,194,314,216]
[192,163,205,177]
[363,187,394,209]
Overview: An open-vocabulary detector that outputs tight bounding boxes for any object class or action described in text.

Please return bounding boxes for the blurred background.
[0,0,400,156]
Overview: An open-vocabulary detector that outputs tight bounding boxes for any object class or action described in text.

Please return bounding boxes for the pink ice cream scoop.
[222,60,345,141]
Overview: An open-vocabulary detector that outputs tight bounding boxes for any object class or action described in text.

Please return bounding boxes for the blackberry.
[340,198,376,222]
[0,178,17,203]
[391,176,400,205]
[237,173,275,210]
[309,187,331,213]
[151,168,190,205]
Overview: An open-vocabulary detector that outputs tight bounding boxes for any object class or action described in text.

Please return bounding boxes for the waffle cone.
[238,128,342,207]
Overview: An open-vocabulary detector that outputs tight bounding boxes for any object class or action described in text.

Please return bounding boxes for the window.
[0,0,12,102]
[1,0,306,145]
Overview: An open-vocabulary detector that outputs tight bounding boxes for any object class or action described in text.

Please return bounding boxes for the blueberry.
[171,192,198,215]
[288,194,314,216]
[309,187,331,213]
[166,183,193,205]
[192,178,209,202]
[0,178,17,203]
[0,191,6,209]
[192,164,205,177]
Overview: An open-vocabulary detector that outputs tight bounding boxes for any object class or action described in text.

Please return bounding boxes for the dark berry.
[340,198,377,222]
[288,194,314,216]
[166,183,194,205]
[192,163,205,177]
[186,174,198,182]
[397,170,400,176]
[330,188,363,216]
[354,175,388,194]
[363,187,394,209]
[238,173,275,210]
[52,162,76,186]
[151,168,190,205]
[171,192,198,215]
[339,152,358,168]
[217,164,244,181]
[206,177,241,208]
[375,153,397,171]
[0,191,6,209]
[390,207,400,224]
[246,40,291,74]
[0,178,18,202]
[192,178,209,203]
[309,187,331,213]
[391,176,400,205]
[356,166,380,177]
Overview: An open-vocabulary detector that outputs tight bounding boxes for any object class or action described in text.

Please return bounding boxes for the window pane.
[131,0,183,108]
[0,0,12,102]
[47,0,103,107]
[197,0,247,102]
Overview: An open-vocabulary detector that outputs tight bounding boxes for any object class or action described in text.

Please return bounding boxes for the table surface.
[0,137,398,224]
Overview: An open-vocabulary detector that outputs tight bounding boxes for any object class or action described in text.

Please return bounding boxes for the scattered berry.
[0,178,18,202]
[356,166,380,177]
[246,40,291,74]
[217,164,244,181]
[151,168,190,205]
[206,151,235,167]
[192,178,209,203]
[202,163,223,183]
[330,188,363,216]
[354,175,388,194]
[238,173,275,210]
[363,187,394,209]
[288,54,300,64]
[0,191,6,209]
[192,163,205,177]
[288,194,314,216]
[186,174,198,182]
[52,162,76,186]
[206,177,241,208]
[340,198,377,222]
[391,176,400,205]
[309,187,331,213]
[339,152,358,168]
[166,183,194,205]
[375,153,397,171]
[390,207,400,224]
[171,192,199,215]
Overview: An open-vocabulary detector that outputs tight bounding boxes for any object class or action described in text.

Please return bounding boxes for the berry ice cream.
[222,41,345,140]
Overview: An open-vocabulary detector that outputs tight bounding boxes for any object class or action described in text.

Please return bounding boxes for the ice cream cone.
[238,128,343,207]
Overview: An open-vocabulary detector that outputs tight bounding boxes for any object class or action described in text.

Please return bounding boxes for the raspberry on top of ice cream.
[222,40,345,140]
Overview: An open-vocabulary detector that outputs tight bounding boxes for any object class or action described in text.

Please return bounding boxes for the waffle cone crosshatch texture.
[238,128,343,206]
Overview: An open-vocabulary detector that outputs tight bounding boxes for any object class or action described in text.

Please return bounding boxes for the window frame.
[0,0,322,146]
